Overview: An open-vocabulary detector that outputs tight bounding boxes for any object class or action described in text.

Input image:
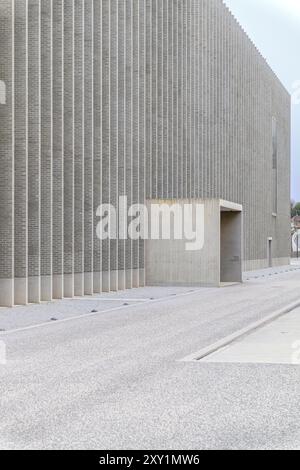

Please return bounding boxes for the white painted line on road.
[180,300,300,363]
[0,288,204,337]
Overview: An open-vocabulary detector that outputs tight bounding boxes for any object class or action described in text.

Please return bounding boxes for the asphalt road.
[1,266,300,450]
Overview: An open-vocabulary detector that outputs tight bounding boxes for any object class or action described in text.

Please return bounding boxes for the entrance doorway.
[268,238,273,267]
[220,206,242,284]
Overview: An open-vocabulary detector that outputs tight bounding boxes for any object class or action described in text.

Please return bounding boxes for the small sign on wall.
[0,81,6,105]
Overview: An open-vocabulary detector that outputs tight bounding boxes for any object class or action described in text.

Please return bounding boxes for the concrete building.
[0,0,291,306]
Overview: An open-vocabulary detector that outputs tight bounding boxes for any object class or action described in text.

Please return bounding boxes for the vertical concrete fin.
[110,0,118,291]
[63,0,75,298]
[28,0,41,303]
[74,0,84,297]
[93,0,102,294]
[117,0,126,291]
[125,0,133,289]
[138,0,146,287]
[52,0,64,299]
[14,0,28,305]
[132,0,139,288]
[101,0,110,292]
[40,0,53,301]
[0,0,14,307]
[83,0,93,295]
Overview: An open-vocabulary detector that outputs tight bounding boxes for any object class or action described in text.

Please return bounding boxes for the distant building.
[292,216,300,231]
[0,0,291,306]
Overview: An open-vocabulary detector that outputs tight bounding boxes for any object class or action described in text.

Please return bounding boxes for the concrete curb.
[180,299,300,362]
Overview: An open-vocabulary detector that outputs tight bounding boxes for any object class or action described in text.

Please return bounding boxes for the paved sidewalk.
[202,306,300,364]
[0,285,193,331]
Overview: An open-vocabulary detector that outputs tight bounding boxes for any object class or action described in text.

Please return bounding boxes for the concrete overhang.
[220,200,243,212]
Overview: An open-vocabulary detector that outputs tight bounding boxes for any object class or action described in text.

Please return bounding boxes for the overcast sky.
[224,0,300,202]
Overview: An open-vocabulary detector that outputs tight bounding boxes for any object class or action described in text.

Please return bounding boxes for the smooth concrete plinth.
[41,276,52,302]
[14,277,28,305]
[64,274,74,298]
[125,270,132,290]
[243,257,291,272]
[0,279,14,307]
[84,272,93,295]
[28,276,41,304]
[118,270,126,291]
[74,273,84,297]
[53,274,64,299]
[102,271,110,292]
[132,269,140,288]
[275,257,291,267]
[110,271,118,292]
[93,272,102,294]
[139,269,146,287]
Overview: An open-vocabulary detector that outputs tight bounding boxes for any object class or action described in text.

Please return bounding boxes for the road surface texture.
[1,263,300,450]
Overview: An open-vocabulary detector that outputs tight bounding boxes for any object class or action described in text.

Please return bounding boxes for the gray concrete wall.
[146,199,221,287]
[145,198,243,287]
[0,0,291,305]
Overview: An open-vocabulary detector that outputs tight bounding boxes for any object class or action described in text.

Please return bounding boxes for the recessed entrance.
[268,238,273,268]
[146,198,243,288]
[220,203,243,284]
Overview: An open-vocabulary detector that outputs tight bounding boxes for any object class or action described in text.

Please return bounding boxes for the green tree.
[291,202,300,217]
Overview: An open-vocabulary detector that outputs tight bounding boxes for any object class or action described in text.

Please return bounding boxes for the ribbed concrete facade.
[0,0,290,306]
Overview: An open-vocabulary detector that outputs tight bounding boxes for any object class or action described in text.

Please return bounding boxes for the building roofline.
[222,0,291,98]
